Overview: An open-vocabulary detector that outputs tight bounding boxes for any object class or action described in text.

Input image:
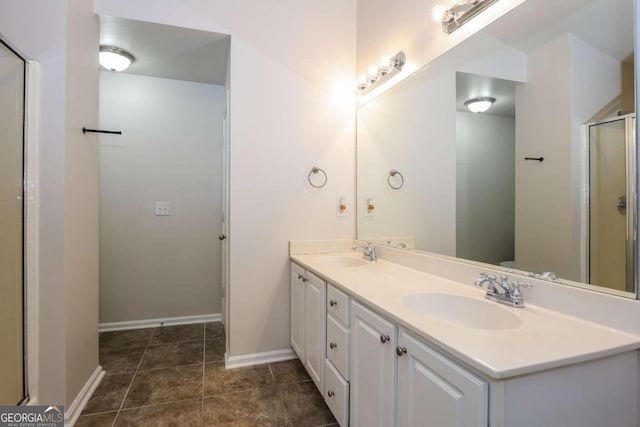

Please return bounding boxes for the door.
[304,272,326,392]
[587,115,636,292]
[290,263,305,359]
[350,301,396,427]
[397,330,488,427]
[0,39,26,405]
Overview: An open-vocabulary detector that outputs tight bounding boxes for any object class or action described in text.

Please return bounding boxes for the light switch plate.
[155,201,170,216]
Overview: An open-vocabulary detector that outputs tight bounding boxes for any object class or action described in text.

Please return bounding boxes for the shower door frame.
[0,36,28,405]
[582,113,637,295]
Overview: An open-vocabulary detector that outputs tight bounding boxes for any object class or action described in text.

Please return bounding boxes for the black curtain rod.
[82,127,122,135]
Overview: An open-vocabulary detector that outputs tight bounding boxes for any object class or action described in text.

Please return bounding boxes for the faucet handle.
[480,272,497,280]
[511,281,533,298]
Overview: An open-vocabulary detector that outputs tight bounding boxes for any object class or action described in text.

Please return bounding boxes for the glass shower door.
[0,39,26,405]
[588,115,636,293]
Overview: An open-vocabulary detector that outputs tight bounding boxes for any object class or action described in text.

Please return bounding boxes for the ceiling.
[99,16,230,85]
[486,0,633,61]
[456,72,516,117]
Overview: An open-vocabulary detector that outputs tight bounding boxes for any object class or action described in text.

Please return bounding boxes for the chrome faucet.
[475,272,532,308]
[352,242,377,261]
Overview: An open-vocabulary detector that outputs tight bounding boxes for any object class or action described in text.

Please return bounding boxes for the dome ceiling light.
[99,45,135,72]
[464,96,496,113]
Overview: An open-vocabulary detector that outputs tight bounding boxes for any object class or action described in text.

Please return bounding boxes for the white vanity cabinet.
[397,330,488,427]
[290,262,326,393]
[350,301,397,427]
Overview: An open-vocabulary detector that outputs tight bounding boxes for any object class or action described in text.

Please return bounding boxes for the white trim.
[64,366,104,427]
[25,60,41,405]
[224,348,297,369]
[99,313,221,332]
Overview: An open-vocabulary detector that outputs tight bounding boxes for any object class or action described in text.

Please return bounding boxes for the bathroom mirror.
[356,0,637,297]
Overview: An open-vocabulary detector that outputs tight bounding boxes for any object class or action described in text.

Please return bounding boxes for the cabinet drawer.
[327,284,350,326]
[324,358,349,427]
[326,313,350,380]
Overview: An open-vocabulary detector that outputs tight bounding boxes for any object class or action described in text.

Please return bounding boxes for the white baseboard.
[99,313,221,332]
[225,348,297,369]
[65,366,104,427]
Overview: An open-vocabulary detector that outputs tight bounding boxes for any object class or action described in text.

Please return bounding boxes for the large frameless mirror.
[356,0,637,297]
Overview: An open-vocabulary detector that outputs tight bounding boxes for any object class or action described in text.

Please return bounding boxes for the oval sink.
[402,293,522,330]
[314,256,367,268]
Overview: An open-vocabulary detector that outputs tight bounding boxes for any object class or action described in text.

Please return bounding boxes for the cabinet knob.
[327,390,335,398]
[380,334,390,344]
[297,274,303,280]
[329,342,337,349]
[302,277,308,283]
[329,300,338,307]
[396,346,407,356]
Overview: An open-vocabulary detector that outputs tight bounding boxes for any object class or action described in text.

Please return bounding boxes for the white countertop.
[291,252,640,380]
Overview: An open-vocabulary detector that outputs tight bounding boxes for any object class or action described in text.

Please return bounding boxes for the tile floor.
[77,322,337,427]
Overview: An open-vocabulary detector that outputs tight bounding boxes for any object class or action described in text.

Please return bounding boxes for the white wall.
[94,0,356,358]
[456,112,515,265]
[515,34,621,281]
[0,0,99,407]
[99,72,225,323]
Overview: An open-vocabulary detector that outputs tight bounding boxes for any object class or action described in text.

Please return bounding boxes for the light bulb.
[368,66,379,76]
[431,5,448,22]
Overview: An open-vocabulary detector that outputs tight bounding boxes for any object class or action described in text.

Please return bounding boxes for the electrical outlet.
[337,198,347,217]
[155,201,170,216]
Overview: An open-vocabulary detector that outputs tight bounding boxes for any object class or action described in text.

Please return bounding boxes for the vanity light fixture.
[464,97,495,113]
[435,0,499,34]
[357,51,406,94]
[99,45,136,72]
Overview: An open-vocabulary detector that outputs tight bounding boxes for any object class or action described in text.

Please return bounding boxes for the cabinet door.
[397,330,488,427]
[304,272,326,392]
[290,263,305,360]
[350,301,396,427]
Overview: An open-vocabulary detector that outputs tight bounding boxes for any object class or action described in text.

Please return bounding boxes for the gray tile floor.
[77,323,337,427]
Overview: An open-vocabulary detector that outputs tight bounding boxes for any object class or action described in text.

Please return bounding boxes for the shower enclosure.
[585,114,636,293]
[0,39,26,404]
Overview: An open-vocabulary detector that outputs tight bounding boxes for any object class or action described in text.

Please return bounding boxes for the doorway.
[0,38,27,405]
[97,17,231,345]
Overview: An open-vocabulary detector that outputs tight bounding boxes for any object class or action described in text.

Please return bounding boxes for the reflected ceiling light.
[357,51,406,94]
[464,97,495,113]
[99,45,135,72]
[434,0,499,34]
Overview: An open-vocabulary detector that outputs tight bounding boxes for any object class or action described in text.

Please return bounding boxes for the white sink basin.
[314,256,367,268]
[402,293,522,330]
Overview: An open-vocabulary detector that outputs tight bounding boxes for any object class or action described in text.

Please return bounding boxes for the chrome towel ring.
[308,166,328,188]
[387,169,404,190]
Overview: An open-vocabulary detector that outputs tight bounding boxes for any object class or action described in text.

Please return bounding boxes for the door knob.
[218,234,227,240]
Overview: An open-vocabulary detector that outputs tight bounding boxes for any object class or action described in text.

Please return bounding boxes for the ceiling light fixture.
[464,97,496,113]
[99,45,136,72]
[357,51,406,94]
[436,0,499,34]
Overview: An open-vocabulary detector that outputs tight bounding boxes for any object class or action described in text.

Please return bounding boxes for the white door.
[350,301,396,427]
[397,330,487,427]
[304,273,326,392]
[221,88,230,344]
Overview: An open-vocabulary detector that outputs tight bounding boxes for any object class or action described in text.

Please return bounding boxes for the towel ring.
[387,169,404,190]
[308,167,328,188]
